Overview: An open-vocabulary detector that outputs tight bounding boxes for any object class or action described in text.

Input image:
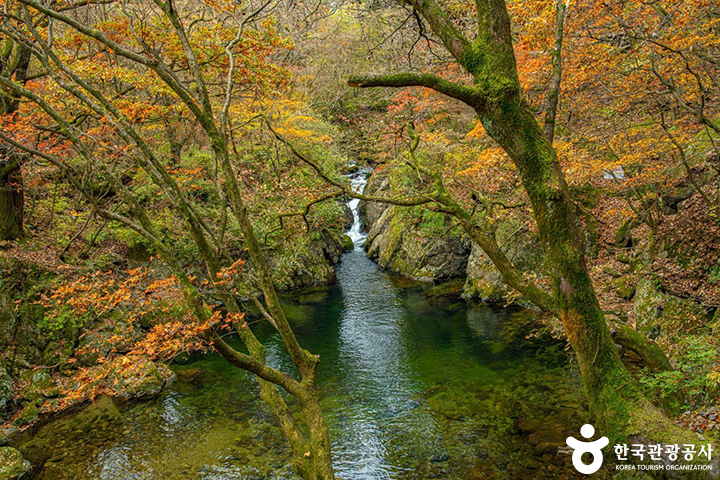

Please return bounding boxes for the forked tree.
[341,0,706,448]
[0,0,335,477]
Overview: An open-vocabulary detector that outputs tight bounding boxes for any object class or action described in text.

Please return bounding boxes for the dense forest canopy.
[0,0,719,478]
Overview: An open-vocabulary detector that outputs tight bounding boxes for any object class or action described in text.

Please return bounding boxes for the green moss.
[341,235,354,251]
[0,447,28,479]
[612,276,636,299]
[13,402,38,427]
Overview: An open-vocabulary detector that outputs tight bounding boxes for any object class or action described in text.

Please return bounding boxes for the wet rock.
[423,280,464,298]
[534,442,560,456]
[517,418,544,434]
[517,418,566,458]
[341,235,354,252]
[339,202,354,231]
[175,367,215,386]
[0,447,30,479]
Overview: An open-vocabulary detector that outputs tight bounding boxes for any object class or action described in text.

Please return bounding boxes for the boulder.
[612,276,636,299]
[268,229,346,291]
[338,201,354,231]
[633,276,708,334]
[463,222,543,305]
[105,357,175,401]
[12,403,37,428]
[18,370,57,402]
[365,205,470,282]
[615,217,638,248]
[633,276,665,333]
[0,447,30,479]
[358,172,390,230]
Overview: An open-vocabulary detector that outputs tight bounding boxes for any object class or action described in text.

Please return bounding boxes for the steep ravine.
[8,168,591,479]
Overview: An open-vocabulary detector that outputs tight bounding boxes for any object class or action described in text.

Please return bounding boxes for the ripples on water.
[17,171,591,479]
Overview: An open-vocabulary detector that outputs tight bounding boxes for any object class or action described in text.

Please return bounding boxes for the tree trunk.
[479,98,694,443]
[0,160,23,240]
[299,390,335,479]
[0,43,31,241]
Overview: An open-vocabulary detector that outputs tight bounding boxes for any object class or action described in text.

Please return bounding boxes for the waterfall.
[346,170,369,249]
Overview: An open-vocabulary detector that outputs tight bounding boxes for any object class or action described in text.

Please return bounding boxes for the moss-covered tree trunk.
[350,0,702,446]
[0,41,31,241]
[0,3,336,476]
[0,160,23,240]
[482,99,678,441]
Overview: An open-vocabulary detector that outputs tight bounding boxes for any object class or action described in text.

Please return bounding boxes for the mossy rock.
[341,235,354,252]
[423,279,464,298]
[634,276,708,335]
[633,277,664,332]
[612,276,636,299]
[661,295,707,334]
[12,402,37,427]
[0,447,30,479]
[268,229,343,291]
[18,371,57,402]
[615,217,636,248]
[464,275,506,303]
[365,205,470,282]
[106,359,174,401]
[279,302,316,326]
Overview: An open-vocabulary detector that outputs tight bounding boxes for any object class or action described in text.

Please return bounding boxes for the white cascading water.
[346,169,369,249]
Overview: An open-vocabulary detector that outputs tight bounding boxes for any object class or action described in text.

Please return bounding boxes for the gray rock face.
[463,226,543,304]
[338,201,354,231]
[360,170,471,282]
[358,173,389,231]
[364,205,470,282]
[268,229,346,291]
[359,170,544,299]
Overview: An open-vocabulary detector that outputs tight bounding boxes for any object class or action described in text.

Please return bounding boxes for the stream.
[15,171,591,479]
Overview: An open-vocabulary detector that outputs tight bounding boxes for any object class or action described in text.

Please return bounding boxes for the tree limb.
[348,72,484,109]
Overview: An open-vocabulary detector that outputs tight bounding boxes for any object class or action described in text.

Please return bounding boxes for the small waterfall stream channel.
[13,171,590,479]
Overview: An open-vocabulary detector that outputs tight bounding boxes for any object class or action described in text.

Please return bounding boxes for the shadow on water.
[16,171,592,478]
